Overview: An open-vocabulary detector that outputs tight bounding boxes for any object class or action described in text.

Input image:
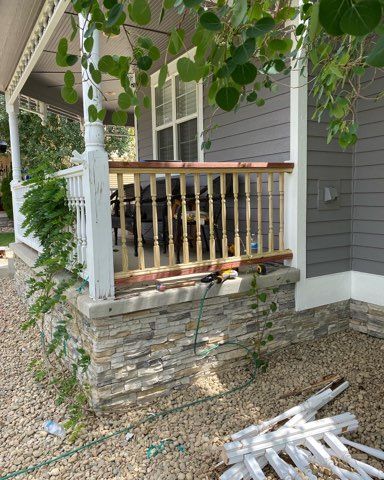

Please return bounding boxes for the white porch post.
[285,2,308,310]
[5,94,22,240]
[79,13,115,300]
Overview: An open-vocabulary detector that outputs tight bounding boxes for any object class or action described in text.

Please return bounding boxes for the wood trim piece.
[109,161,294,172]
[115,250,293,285]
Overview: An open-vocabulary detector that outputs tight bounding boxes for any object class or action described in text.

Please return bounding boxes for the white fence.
[13,182,42,253]
[13,164,88,280]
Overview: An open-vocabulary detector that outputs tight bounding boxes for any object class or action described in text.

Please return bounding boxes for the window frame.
[150,48,204,162]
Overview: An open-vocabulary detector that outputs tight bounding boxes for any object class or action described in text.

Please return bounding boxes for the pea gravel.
[1,277,384,480]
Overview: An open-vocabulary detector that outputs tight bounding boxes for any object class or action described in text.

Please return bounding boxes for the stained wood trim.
[109,161,294,172]
[115,250,293,285]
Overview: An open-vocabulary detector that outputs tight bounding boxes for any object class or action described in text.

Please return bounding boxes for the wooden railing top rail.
[109,161,294,174]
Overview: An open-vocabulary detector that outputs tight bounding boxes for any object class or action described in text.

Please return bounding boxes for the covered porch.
[2,0,297,300]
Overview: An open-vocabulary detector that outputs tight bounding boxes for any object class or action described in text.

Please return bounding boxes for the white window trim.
[150,48,204,162]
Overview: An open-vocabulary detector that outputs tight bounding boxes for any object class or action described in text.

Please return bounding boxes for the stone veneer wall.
[13,253,352,410]
[350,300,384,339]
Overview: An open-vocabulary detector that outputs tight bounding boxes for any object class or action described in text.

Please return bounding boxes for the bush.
[1,173,13,219]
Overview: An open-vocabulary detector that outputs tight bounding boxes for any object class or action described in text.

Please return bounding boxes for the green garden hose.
[1,281,258,480]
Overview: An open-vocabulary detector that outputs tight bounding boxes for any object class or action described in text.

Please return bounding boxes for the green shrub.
[1,173,13,219]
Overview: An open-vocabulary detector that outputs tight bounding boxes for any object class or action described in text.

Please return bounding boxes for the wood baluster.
[268,172,274,252]
[78,176,87,267]
[180,173,189,263]
[165,174,175,266]
[194,173,202,262]
[245,172,251,256]
[233,173,240,256]
[207,173,215,260]
[117,173,129,272]
[279,172,284,251]
[67,177,74,263]
[134,173,145,269]
[220,173,228,259]
[257,173,263,254]
[150,174,161,268]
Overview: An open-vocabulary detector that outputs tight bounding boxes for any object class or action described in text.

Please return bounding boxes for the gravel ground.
[1,277,384,480]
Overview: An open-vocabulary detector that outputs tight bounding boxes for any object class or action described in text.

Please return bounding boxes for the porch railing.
[109,161,294,285]
[13,182,42,253]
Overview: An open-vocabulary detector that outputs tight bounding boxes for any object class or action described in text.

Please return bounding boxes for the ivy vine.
[20,174,91,441]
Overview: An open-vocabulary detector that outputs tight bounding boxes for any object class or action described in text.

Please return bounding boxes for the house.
[1,0,382,409]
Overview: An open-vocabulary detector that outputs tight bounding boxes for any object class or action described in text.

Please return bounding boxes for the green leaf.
[90,68,102,84]
[61,86,78,104]
[246,17,275,38]
[149,46,161,61]
[118,92,131,110]
[164,0,176,8]
[106,3,124,27]
[128,0,151,25]
[177,57,204,82]
[98,55,115,73]
[270,302,277,312]
[137,55,153,71]
[66,55,78,67]
[64,70,75,88]
[267,334,274,342]
[199,11,222,31]
[319,0,351,36]
[231,62,257,85]
[97,108,107,121]
[309,2,320,41]
[138,36,153,49]
[88,104,98,122]
[268,38,292,53]
[183,0,202,7]
[143,95,151,108]
[104,0,117,7]
[258,292,267,302]
[168,28,185,55]
[231,0,247,27]
[215,86,240,111]
[340,0,381,36]
[112,110,128,126]
[366,36,384,66]
[246,91,257,102]
[57,38,68,56]
[232,38,256,65]
[158,64,168,88]
[84,37,94,53]
[87,86,93,100]
[70,15,77,42]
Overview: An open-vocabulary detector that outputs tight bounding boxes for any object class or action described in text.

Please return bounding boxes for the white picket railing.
[13,164,88,280]
[55,164,88,279]
[12,182,42,253]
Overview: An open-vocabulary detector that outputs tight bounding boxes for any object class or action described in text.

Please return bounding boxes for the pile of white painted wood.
[220,381,384,480]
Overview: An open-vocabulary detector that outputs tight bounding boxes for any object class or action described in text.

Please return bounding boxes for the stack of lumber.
[219,381,384,480]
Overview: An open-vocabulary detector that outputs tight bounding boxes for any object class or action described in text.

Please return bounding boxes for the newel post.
[5,94,22,240]
[79,13,115,300]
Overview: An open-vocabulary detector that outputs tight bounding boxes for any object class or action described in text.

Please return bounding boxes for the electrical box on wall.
[318,179,341,210]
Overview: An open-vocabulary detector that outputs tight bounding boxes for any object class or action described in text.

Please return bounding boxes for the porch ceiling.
[1,1,196,126]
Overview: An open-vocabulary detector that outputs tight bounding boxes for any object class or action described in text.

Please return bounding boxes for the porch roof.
[0,0,196,126]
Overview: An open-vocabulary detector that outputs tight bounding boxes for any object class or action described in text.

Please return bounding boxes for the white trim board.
[295,270,384,311]
[351,271,384,306]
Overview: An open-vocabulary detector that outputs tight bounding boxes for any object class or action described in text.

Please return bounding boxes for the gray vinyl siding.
[306,95,353,278]
[352,73,384,276]
[136,87,153,161]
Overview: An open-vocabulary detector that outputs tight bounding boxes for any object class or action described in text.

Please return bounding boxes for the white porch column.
[78,13,115,300]
[5,95,22,183]
[5,95,22,240]
[285,3,308,310]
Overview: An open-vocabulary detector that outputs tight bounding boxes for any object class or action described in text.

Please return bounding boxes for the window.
[151,52,203,162]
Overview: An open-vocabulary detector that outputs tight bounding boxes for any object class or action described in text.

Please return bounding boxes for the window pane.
[155,79,172,126]
[158,127,174,161]
[176,76,196,119]
[178,119,198,162]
